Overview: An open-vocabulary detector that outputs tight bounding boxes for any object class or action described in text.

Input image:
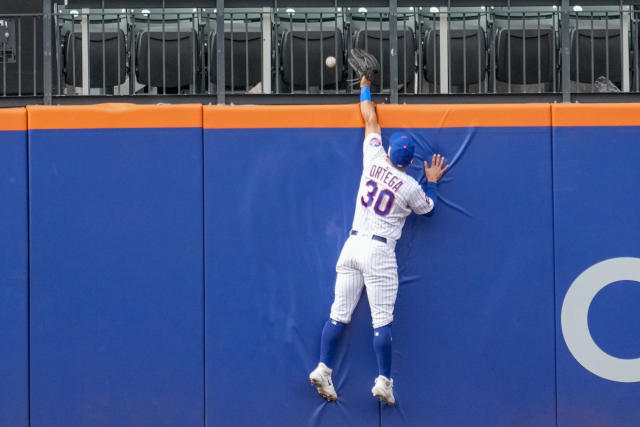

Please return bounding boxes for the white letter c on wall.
[561,257,640,383]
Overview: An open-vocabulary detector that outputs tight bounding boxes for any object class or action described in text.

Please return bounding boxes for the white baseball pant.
[329,233,398,328]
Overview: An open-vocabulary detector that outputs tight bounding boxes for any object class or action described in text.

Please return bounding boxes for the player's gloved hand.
[348,48,380,83]
[424,154,450,183]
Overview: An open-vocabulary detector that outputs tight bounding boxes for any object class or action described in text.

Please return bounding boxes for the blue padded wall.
[29,127,204,427]
[383,126,556,427]
[553,125,640,426]
[204,128,380,427]
[1,103,634,426]
[204,125,556,426]
[0,126,29,427]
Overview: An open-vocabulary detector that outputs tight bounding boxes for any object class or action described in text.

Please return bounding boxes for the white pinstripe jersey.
[351,133,434,241]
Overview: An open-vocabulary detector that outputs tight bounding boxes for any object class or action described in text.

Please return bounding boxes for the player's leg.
[328,267,365,331]
[364,246,398,374]
[363,243,399,405]
[322,237,365,365]
[321,265,364,366]
[310,241,365,401]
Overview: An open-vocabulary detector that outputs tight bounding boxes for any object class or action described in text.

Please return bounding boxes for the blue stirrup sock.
[373,324,393,378]
[319,318,346,369]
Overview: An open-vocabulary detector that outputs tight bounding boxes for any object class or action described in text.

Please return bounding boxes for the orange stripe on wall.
[204,105,364,128]
[204,103,551,129]
[17,103,640,130]
[552,103,640,126]
[0,108,27,131]
[377,103,551,128]
[27,104,202,130]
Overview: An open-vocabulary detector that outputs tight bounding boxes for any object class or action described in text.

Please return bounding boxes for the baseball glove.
[348,48,380,82]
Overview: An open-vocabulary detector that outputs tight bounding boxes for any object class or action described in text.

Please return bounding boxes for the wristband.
[360,85,372,102]
[421,181,438,214]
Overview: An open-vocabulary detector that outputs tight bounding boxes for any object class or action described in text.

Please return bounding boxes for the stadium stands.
[0,3,637,100]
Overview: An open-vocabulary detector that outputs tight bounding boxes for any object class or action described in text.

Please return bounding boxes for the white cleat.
[309,362,338,402]
[371,375,395,405]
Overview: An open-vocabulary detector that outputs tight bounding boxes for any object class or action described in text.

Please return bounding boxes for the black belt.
[350,230,387,244]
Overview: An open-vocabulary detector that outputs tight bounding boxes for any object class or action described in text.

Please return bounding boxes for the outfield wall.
[0,108,29,427]
[27,105,204,427]
[0,103,638,426]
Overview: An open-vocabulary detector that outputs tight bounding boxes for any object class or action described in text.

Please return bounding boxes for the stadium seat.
[353,29,415,92]
[570,28,621,87]
[64,31,126,89]
[209,31,262,91]
[423,28,487,90]
[495,27,555,86]
[280,30,344,91]
[136,30,198,90]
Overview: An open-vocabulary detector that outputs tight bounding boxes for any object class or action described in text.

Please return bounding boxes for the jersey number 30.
[360,180,394,216]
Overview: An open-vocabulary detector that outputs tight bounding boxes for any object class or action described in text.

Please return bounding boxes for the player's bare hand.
[424,154,450,183]
[360,76,372,87]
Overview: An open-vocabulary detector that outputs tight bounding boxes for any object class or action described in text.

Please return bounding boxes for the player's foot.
[309,362,338,402]
[371,375,395,405]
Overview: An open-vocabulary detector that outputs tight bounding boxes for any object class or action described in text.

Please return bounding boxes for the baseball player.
[309,49,449,405]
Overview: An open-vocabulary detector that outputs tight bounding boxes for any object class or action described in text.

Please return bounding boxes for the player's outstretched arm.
[418,154,450,215]
[360,76,381,136]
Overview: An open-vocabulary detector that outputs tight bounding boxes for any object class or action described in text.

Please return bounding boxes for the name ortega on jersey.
[360,166,404,217]
[368,165,404,193]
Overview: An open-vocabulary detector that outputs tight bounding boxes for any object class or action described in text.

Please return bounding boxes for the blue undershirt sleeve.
[421,181,438,216]
[360,85,372,103]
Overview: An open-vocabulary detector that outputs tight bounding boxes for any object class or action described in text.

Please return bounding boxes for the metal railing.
[0,13,45,97]
[1,1,640,105]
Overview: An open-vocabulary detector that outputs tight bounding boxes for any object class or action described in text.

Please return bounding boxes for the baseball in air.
[325,56,337,68]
